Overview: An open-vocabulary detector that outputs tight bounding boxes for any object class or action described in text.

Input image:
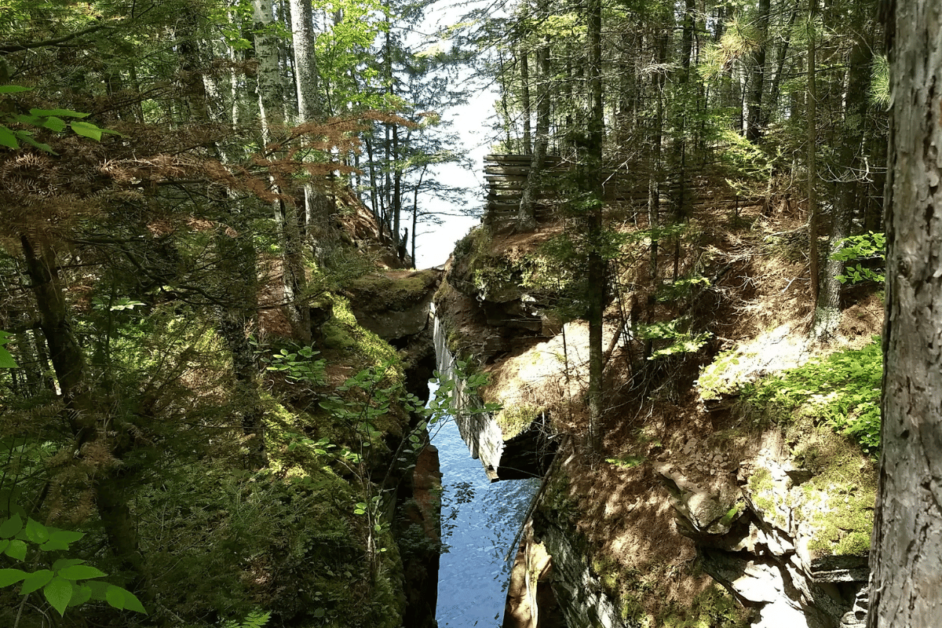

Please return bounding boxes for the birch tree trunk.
[867,1,942,624]
[253,0,311,342]
[289,0,334,260]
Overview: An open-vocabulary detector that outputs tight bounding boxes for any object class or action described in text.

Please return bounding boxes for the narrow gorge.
[421,202,879,627]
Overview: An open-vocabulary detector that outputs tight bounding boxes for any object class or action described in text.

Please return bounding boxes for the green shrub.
[743,338,882,452]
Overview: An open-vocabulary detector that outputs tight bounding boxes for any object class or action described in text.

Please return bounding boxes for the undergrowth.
[742,338,882,452]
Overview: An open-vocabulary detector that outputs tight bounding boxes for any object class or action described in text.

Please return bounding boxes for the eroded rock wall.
[433,224,875,628]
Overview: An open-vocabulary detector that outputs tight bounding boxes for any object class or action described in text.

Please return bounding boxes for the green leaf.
[16,132,56,154]
[40,538,69,551]
[4,539,27,560]
[29,108,89,119]
[121,589,146,613]
[0,346,16,368]
[25,518,49,544]
[48,529,84,545]
[0,514,23,539]
[13,114,43,126]
[0,568,28,587]
[20,569,53,595]
[44,576,72,616]
[0,125,19,149]
[104,584,146,613]
[57,565,106,581]
[69,121,102,141]
[51,559,84,572]
[86,580,109,601]
[0,85,32,94]
[42,116,66,132]
[68,582,91,607]
[105,584,125,609]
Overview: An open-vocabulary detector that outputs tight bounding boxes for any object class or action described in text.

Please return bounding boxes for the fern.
[743,338,883,452]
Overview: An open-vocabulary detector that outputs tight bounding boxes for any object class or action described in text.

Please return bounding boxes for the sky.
[411,3,502,269]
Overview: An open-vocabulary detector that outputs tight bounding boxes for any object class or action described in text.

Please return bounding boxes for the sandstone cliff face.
[433,223,877,628]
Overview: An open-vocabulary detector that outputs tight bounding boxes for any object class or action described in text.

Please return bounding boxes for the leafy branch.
[0,85,124,154]
[0,513,146,619]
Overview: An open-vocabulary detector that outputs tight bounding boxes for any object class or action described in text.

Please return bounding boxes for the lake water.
[432,413,540,627]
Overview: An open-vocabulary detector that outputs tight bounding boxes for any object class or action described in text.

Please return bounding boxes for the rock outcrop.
[432,219,877,628]
[657,440,870,628]
[433,314,556,480]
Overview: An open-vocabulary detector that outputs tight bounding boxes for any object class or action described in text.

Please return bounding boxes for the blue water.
[432,414,540,627]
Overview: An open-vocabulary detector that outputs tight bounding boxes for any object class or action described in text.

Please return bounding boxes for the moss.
[542,471,579,524]
[697,349,746,401]
[717,503,743,528]
[495,403,542,439]
[606,455,646,469]
[345,270,438,313]
[324,294,401,370]
[746,468,779,520]
[657,584,752,628]
[793,428,876,557]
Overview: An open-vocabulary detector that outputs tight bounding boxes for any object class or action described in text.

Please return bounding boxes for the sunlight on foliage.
[635,319,711,360]
[831,232,885,285]
[744,339,883,452]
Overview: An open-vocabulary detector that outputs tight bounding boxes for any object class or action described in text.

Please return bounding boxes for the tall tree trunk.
[20,236,146,577]
[814,27,873,340]
[183,9,268,467]
[585,0,604,454]
[764,0,801,128]
[745,0,771,142]
[498,49,515,148]
[671,0,695,279]
[253,0,311,342]
[216,233,266,470]
[289,0,334,263]
[868,1,942,624]
[393,122,403,246]
[806,0,820,313]
[517,0,550,232]
[520,44,532,154]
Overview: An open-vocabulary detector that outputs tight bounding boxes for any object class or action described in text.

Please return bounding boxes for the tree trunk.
[516,0,550,232]
[585,0,604,455]
[216,260,267,471]
[868,1,942,624]
[289,0,334,261]
[745,0,771,142]
[253,0,310,342]
[183,9,268,468]
[20,235,148,578]
[520,44,532,154]
[814,27,873,340]
[806,0,820,312]
[764,0,800,128]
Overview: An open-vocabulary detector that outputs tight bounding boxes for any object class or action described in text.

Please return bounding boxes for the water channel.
[430,393,540,627]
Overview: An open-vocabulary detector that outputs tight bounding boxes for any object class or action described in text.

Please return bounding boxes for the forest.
[0,0,938,626]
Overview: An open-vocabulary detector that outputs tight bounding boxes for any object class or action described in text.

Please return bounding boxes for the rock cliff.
[433,214,879,628]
